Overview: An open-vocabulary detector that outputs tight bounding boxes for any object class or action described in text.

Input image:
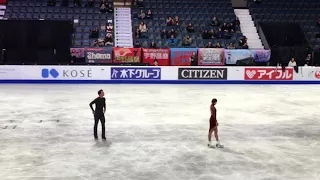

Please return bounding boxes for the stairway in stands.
[234,9,264,49]
[114,7,133,47]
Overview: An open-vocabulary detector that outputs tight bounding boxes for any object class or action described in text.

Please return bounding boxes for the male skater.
[89,89,106,140]
[208,98,223,148]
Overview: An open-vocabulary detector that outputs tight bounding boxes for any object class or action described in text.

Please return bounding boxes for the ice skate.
[208,142,215,148]
[216,141,224,148]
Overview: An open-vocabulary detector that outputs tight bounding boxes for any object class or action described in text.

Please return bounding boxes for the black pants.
[94,113,105,138]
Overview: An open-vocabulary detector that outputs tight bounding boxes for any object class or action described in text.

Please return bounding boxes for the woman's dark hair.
[212,98,217,103]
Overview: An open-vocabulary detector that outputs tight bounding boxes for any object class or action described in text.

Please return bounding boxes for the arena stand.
[248,0,320,65]
[1,0,319,66]
[249,0,320,50]
[131,0,245,49]
[4,0,114,47]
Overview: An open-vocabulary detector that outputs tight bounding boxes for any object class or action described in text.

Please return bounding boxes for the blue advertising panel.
[170,48,198,66]
[111,67,161,80]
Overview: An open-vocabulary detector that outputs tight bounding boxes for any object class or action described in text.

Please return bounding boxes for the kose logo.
[87,52,111,60]
[42,69,59,78]
[42,68,92,78]
[315,70,320,79]
[178,68,227,80]
[63,69,92,78]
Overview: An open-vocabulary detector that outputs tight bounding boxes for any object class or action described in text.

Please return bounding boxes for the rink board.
[1,80,320,84]
[0,66,320,84]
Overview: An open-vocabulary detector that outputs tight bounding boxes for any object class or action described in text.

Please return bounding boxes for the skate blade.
[216,145,224,148]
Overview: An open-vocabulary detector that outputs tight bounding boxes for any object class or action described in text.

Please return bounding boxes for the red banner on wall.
[142,48,170,66]
[244,68,293,80]
[70,48,85,58]
[113,48,141,63]
[0,0,7,4]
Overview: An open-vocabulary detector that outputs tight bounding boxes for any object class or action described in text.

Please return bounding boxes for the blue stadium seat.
[248,0,318,49]
[74,40,82,47]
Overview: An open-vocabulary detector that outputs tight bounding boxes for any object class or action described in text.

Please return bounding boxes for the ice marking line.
[133,144,143,152]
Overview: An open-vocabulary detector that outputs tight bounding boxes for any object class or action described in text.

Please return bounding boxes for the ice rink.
[0,84,319,180]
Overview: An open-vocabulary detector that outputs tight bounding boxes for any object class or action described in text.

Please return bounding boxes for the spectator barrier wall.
[0,66,320,84]
[70,48,271,65]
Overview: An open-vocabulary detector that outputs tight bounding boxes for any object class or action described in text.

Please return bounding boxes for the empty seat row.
[7,7,112,14]
[132,40,240,49]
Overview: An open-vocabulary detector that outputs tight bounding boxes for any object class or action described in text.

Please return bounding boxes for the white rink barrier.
[0,65,320,84]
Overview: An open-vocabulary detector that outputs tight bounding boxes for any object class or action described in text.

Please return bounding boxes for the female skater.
[208,98,223,148]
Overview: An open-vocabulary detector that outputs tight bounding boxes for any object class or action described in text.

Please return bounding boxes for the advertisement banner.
[198,48,225,66]
[244,67,293,80]
[111,67,161,80]
[178,68,227,80]
[0,66,21,79]
[40,66,109,80]
[142,48,170,66]
[85,47,113,64]
[224,49,254,65]
[294,67,320,80]
[70,48,85,58]
[113,48,141,63]
[170,48,198,66]
[315,70,320,79]
[253,50,271,62]
[0,66,109,80]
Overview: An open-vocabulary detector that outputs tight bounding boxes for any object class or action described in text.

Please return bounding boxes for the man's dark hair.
[212,98,217,103]
[98,89,103,95]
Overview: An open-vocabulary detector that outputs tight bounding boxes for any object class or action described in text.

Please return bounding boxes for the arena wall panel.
[0,66,320,84]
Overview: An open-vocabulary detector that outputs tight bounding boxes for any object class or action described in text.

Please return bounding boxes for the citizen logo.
[178,68,227,80]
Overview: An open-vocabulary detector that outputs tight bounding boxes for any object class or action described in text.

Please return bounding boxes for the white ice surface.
[0,84,319,180]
